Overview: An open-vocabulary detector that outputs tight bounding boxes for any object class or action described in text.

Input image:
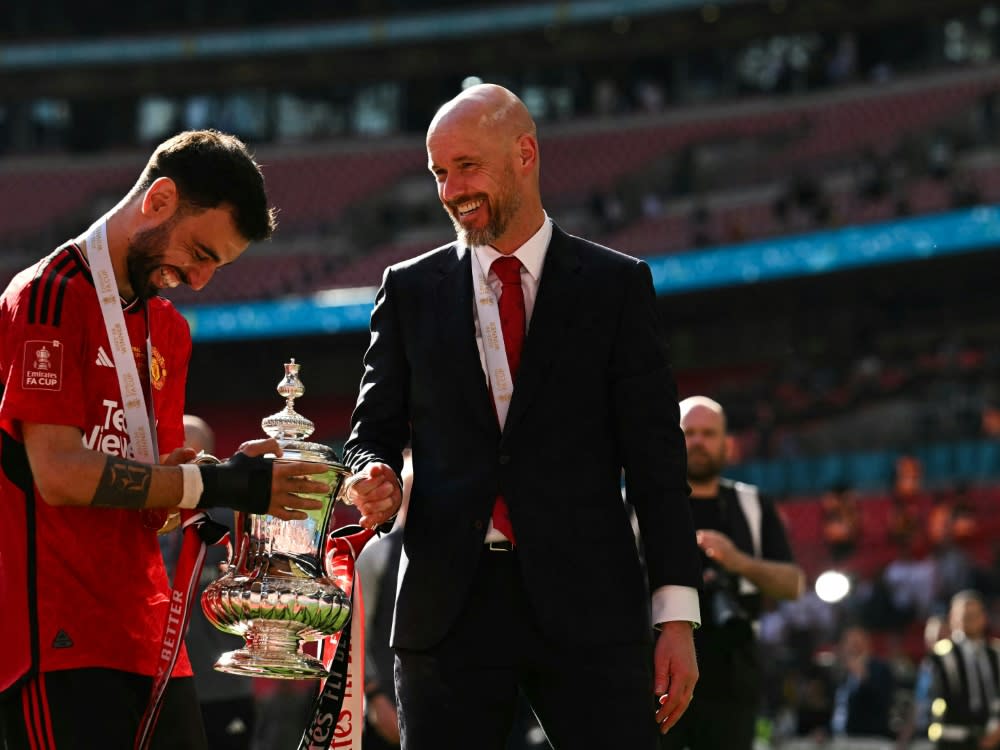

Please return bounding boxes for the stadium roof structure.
[2,0,756,70]
[5,0,984,98]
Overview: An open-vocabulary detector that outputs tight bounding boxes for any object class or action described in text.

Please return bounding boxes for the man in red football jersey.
[0,130,399,749]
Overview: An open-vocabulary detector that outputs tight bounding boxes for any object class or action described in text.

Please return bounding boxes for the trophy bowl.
[201,359,355,679]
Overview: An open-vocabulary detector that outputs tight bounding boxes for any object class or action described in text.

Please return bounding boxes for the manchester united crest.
[132,345,167,390]
[149,347,167,390]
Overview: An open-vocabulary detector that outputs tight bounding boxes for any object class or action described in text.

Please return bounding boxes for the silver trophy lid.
[261,359,344,467]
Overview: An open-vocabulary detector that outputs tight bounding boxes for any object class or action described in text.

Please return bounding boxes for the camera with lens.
[703,564,754,645]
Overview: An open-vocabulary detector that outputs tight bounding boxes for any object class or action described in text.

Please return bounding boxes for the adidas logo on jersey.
[95,346,114,368]
[52,629,74,649]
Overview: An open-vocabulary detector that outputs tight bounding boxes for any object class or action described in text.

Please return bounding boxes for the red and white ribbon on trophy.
[298,525,377,750]
[136,511,229,750]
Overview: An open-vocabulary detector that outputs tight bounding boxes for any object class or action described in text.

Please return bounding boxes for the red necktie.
[490,255,524,543]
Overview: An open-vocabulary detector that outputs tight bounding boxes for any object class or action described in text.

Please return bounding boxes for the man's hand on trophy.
[236,437,283,458]
[240,437,328,521]
[268,459,329,521]
[161,446,198,466]
[189,438,326,521]
[345,462,402,531]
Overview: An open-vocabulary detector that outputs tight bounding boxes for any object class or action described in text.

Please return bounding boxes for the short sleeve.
[0,282,88,432]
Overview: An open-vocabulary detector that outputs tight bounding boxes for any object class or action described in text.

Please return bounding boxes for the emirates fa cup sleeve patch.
[22,340,64,391]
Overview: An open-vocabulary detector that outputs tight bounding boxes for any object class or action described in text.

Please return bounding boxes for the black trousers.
[394,546,659,750]
[659,693,757,750]
[0,668,207,750]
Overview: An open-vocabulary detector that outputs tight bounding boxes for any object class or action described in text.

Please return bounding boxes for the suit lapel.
[502,225,583,442]
[434,245,497,433]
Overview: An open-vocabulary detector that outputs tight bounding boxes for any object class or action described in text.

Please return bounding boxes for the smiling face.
[426,84,541,254]
[437,149,523,250]
[124,179,248,300]
[125,216,177,301]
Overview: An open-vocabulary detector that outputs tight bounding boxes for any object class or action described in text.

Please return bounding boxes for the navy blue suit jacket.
[344,224,701,651]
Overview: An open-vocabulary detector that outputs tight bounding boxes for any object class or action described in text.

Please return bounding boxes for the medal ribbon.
[81,219,159,463]
[470,249,516,428]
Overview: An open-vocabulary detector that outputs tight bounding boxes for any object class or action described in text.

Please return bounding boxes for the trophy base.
[212,621,329,680]
[214,647,328,680]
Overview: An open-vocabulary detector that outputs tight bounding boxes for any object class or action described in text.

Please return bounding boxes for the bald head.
[183,414,215,455]
[428,84,536,146]
[679,395,727,430]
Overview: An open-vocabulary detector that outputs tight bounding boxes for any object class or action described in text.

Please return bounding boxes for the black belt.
[486,540,514,552]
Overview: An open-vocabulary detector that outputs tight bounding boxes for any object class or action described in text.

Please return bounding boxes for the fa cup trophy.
[201,359,354,678]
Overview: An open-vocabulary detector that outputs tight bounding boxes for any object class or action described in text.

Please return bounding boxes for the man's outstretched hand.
[237,438,329,521]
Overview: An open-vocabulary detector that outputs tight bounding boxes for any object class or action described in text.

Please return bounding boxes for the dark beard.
[125,220,174,301]
[687,465,722,483]
[449,163,522,247]
[126,252,162,301]
[686,450,724,483]
[456,210,500,248]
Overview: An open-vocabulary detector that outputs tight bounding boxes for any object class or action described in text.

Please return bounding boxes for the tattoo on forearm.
[91,457,153,509]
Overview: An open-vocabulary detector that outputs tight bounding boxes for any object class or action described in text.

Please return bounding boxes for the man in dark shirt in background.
[662,396,804,750]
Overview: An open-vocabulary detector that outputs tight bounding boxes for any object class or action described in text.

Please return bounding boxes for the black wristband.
[198,452,272,515]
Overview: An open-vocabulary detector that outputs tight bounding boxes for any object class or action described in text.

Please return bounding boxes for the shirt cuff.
[651,585,701,628]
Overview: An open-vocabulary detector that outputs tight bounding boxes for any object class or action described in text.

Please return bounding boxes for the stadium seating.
[779,482,1000,580]
[4,64,1000,301]
[0,157,137,246]
[261,140,426,232]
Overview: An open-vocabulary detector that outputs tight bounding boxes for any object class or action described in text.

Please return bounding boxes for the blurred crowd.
[722,330,1000,464]
[755,456,1000,747]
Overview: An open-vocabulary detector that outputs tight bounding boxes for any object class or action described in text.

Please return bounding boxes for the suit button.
[499,454,510,465]
[473,520,483,530]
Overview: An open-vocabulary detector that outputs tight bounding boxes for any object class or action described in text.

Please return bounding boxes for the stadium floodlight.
[814,570,851,603]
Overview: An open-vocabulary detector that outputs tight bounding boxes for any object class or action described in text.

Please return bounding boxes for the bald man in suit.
[343,84,702,750]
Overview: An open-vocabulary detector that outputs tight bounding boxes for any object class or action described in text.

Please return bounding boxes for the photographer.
[662,396,804,750]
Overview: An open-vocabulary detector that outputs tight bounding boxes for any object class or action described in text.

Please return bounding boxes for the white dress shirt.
[470,215,700,627]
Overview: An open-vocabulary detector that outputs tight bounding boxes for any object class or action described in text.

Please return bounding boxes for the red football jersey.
[0,243,194,691]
